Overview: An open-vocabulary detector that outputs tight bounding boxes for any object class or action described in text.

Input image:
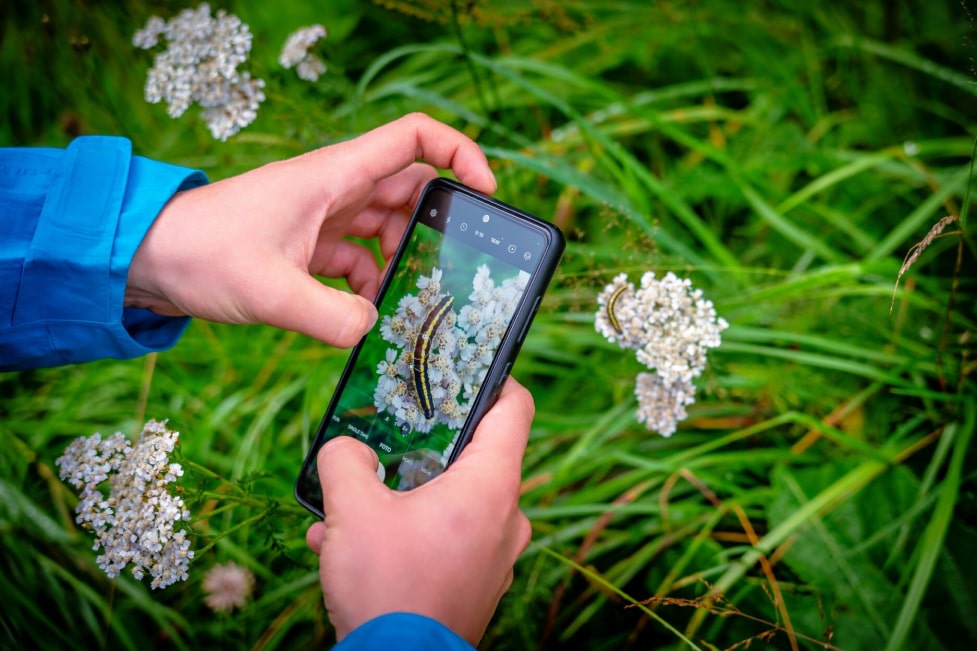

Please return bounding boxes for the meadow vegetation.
[1,1,975,649]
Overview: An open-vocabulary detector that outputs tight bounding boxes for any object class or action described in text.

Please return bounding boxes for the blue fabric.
[334,613,475,650]
[0,136,207,371]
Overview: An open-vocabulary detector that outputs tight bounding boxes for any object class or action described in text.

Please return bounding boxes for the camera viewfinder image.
[327,222,529,490]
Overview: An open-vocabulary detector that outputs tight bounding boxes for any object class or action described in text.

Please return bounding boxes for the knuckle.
[401,111,431,126]
[318,435,371,465]
[515,510,532,551]
[505,379,536,418]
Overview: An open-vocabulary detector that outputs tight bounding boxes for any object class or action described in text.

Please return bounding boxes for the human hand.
[305,378,534,645]
[126,113,497,347]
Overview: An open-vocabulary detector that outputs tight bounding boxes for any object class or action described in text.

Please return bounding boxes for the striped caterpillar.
[411,294,455,419]
[606,284,627,335]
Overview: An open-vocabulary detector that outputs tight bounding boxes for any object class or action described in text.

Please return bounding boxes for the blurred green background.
[2,0,975,649]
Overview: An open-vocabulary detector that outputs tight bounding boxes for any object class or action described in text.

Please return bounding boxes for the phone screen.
[296,180,562,514]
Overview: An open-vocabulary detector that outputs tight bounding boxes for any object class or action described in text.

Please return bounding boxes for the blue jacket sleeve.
[0,136,207,371]
[334,613,475,650]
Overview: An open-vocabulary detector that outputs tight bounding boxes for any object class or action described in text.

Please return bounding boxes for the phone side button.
[497,362,513,388]
[516,296,543,344]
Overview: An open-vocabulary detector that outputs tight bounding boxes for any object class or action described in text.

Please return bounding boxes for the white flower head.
[134,4,265,140]
[203,561,256,613]
[597,271,727,383]
[279,24,328,81]
[132,16,167,49]
[634,372,696,437]
[596,271,727,436]
[56,419,194,589]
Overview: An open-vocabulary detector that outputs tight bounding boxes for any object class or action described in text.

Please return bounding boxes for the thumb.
[259,269,378,348]
[317,436,384,515]
[305,521,326,554]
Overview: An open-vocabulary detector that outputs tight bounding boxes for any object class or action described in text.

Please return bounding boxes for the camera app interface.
[301,187,547,498]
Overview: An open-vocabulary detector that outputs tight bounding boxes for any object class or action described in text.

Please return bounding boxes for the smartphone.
[294,178,564,517]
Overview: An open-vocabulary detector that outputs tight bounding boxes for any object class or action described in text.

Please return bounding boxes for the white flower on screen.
[375,268,461,434]
[374,265,525,434]
[453,266,527,390]
[56,419,194,589]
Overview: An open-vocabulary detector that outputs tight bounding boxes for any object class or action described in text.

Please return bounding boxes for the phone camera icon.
[429,209,438,217]
[482,214,491,223]
[523,251,532,261]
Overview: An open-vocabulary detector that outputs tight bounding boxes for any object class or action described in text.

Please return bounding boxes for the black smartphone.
[295,178,565,517]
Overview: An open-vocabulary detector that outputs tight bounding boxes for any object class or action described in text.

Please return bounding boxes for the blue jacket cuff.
[1,136,206,370]
[334,613,475,651]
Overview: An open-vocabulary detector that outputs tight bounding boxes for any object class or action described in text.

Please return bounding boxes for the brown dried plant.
[889,214,961,315]
[632,581,845,651]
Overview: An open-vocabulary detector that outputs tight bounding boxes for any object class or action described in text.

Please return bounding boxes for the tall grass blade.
[885,403,976,651]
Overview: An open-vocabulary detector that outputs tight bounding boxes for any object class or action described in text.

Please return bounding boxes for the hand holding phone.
[305,378,535,644]
[127,113,498,351]
[295,178,564,516]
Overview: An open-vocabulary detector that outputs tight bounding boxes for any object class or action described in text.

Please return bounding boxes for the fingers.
[309,238,383,301]
[341,162,435,258]
[371,114,497,193]
[253,265,378,347]
[453,377,534,476]
[346,162,441,233]
[327,113,497,198]
[435,378,534,528]
[317,436,384,515]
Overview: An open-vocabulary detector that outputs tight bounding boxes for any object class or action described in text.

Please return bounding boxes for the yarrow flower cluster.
[203,561,255,613]
[133,4,265,141]
[596,271,728,436]
[56,419,194,589]
[279,25,328,81]
[375,265,528,436]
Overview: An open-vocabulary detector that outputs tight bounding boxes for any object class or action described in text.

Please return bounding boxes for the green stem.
[535,543,704,650]
[192,512,269,557]
[885,405,976,651]
[450,0,493,124]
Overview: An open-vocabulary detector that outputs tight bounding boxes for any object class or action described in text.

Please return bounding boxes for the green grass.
[2,0,976,649]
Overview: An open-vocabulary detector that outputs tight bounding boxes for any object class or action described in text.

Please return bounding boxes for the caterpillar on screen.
[412,294,455,419]
[606,284,627,335]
